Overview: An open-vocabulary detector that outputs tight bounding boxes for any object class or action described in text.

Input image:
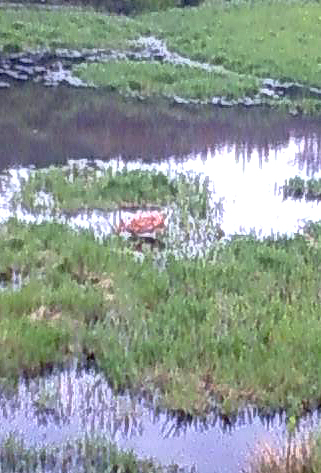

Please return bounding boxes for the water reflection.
[2,148,321,239]
[1,84,321,171]
[0,366,320,473]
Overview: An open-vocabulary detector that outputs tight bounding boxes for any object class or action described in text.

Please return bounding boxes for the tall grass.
[2,215,321,415]
[248,433,321,473]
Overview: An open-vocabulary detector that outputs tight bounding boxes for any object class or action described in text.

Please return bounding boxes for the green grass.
[0,435,163,473]
[14,166,218,230]
[0,6,141,51]
[2,214,321,416]
[1,2,321,110]
[1,2,321,103]
[142,1,321,87]
[248,432,321,473]
[75,60,260,99]
[14,166,181,212]
[283,176,321,201]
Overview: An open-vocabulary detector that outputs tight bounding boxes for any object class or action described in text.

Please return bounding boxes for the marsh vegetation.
[2,125,321,473]
[283,176,321,201]
[2,0,321,470]
[1,165,321,420]
[0,435,164,473]
[248,432,321,473]
[14,166,180,212]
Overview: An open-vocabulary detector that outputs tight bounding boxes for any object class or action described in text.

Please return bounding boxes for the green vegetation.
[80,0,203,15]
[144,1,321,86]
[248,433,321,473]
[0,435,162,472]
[0,7,139,51]
[283,176,321,201]
[3,209,321,416]
[75,60,260,99]
[1,1,321,110]
[14,166,180,212]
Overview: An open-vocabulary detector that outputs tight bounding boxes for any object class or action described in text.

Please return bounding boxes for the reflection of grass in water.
[0,435,162,473]
[75,60,260,100]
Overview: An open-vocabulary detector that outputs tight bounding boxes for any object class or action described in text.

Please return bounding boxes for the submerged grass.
[3,213,321,416]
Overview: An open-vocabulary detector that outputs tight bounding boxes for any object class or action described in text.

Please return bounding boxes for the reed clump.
[248,433,321,473]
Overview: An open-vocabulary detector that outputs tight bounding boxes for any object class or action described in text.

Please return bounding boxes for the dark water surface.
[1,83,321,171]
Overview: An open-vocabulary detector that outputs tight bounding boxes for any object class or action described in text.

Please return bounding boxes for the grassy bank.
[2,208,321,416]
[75,60,260,100]
[0,7,139,51]
[1,1,321,111]
[144,1,321,86]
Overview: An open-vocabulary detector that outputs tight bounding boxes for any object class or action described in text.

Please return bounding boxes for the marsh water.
[2,84,321,237]
[1,82,321,472]
[0,365,321,473]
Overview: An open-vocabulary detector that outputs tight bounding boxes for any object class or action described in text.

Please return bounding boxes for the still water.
[0,365,320,473]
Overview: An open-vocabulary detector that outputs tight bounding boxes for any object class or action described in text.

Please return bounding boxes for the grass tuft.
[248,433,321,473]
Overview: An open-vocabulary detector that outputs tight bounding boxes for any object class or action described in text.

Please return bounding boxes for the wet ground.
[1,82,321,471]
